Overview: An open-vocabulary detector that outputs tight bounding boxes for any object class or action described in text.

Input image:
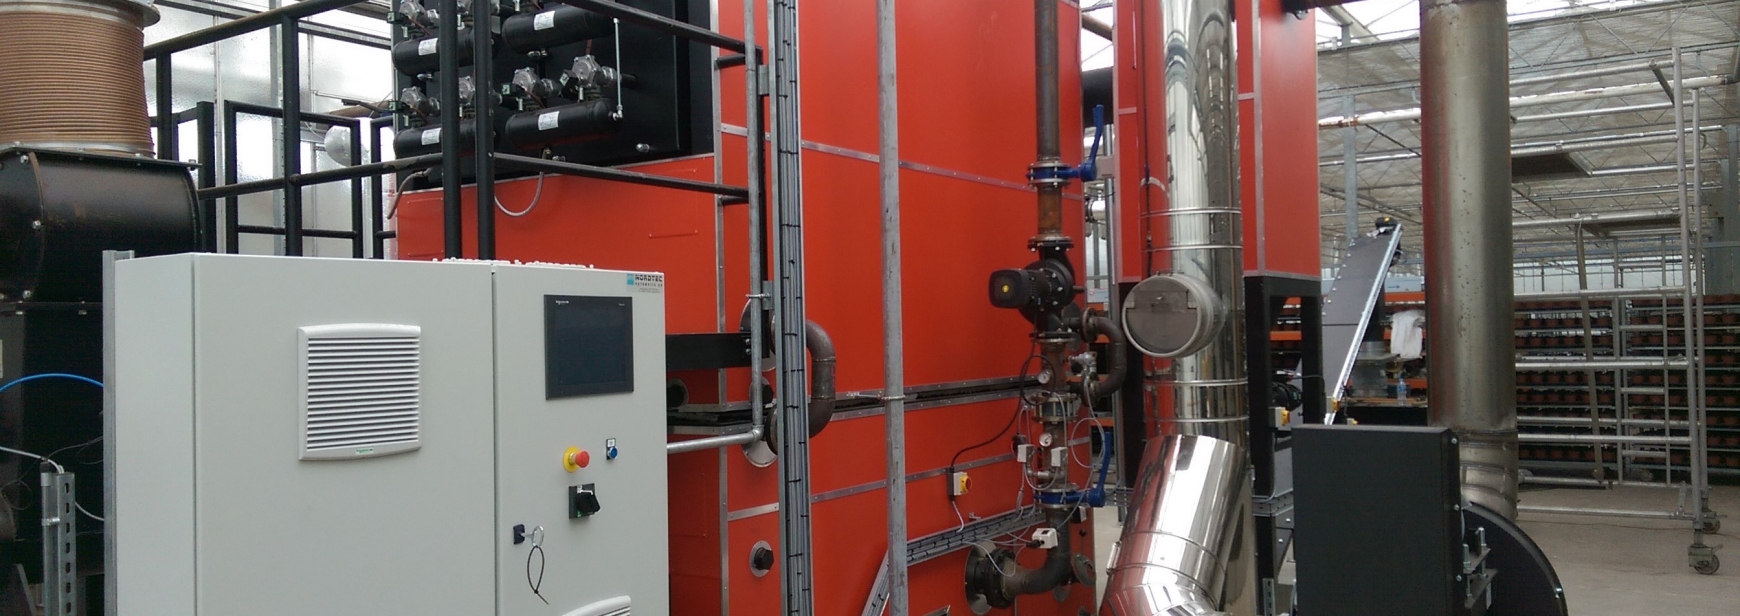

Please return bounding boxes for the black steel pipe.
[472,0,496,259]
[236,224,359,240]
[225,100,359,127]
[493,153,749,198]
[144,0,371,59]
[437,0,463,258]
[1034,0,1059,164]
[155,0,389,49]
[198,154,444,200]
[281,17,303,256]
[549,0,747,53]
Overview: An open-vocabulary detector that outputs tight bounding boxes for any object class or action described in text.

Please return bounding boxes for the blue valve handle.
[1079,104,1106,182]
[1034,421,1114,508]
[1026,104,1108,184]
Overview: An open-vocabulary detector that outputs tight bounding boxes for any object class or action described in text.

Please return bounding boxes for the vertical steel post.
[1673,50,1708,539]
[1692,94,1712,527]
[156,56,176,160]
[197,102,218,252]
[438,0,464,258]
[371,118,387,258]
[745,0,766,450]
[472,0,496,259]
[1343,98,1358,244]
[349,119,365,258]
[223,103,240,253]
[1574,229,1598,466]
[875,0,905,612]
[281,17,303,256]
[768,0,813,612]
[1421,0,1517,519]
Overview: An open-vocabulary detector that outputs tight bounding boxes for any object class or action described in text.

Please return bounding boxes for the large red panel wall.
[1238,0,1321,278]
[395,1,1097,614]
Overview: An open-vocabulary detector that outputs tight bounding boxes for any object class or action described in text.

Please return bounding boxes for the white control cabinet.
[111,254,668,616]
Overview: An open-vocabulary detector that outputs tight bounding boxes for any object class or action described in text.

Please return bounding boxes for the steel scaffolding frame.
[1510,48,1721,574]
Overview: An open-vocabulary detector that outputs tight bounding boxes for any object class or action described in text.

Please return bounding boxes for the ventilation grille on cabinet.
[298,324,422,460]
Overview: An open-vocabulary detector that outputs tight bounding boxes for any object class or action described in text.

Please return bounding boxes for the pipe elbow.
[804,319,837,437]
[1083,313,1129,402]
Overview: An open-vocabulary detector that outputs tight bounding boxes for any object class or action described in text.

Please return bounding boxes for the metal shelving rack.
[1509,47,1722,574]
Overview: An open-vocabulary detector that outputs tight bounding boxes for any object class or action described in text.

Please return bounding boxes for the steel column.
[876,0,906,612]
[1421,0,1517,520]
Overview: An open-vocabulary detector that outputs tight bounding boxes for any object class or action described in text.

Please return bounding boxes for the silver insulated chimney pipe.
[1107,0,1253,612]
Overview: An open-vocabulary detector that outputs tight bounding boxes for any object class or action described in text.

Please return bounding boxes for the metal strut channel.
[768,0,813,612]
[860,508,1047,616]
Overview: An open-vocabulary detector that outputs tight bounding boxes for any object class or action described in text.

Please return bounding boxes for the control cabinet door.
[184,256,499,615]
[492,265,669,615]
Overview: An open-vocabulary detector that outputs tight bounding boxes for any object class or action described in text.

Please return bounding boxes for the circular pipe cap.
[1121,274,1226,358]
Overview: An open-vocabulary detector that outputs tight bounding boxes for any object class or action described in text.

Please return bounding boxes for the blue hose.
[0,373,104,395]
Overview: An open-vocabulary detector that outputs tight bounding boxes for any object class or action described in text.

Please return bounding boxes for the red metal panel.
[1238,0,1321,278]
[398,0,1099,612]
[1114,0,1168,282]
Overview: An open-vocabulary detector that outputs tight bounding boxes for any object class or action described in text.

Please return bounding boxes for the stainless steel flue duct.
[1105,0,1252,610]
[1420,0,1519,520]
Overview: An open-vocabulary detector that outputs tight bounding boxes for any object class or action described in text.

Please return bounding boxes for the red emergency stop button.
[563,447,591,472]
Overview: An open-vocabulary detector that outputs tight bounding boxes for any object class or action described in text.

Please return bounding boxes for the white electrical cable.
[75,502,103,522]
[0,445,62,473]
[495,173,546,217]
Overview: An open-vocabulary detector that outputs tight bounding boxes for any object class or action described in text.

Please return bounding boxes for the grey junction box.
[108,253,667,616]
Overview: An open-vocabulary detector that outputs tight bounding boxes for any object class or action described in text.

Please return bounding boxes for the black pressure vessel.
[391,34,476,76]
[0,148,200,302]
[502,5,613,52]
[503,99,621,150]
[394,122,478,158]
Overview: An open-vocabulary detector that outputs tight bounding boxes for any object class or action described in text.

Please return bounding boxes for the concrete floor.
[1516,484,1738,615]
[1092,484,1740,614]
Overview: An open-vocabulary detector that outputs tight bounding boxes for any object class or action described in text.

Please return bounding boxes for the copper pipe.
[0,0,157,155]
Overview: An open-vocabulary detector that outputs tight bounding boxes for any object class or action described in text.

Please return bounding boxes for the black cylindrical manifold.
[503,99,621,150]
[501,5,612,53]
[391,33,476,76]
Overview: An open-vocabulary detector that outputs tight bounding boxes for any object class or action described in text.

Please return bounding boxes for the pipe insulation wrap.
[0,0,158,155]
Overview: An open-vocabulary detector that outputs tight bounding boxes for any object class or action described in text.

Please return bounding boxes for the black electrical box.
[1293,425,1469,616]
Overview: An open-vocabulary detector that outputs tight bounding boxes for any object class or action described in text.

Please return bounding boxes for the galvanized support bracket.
[40,472,76,616]
[860,508,1045,616]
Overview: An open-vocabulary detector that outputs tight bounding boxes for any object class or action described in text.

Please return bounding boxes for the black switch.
[569,484,601,518]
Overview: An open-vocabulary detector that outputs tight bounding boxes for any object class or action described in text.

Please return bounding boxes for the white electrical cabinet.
[110,254,668,616]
